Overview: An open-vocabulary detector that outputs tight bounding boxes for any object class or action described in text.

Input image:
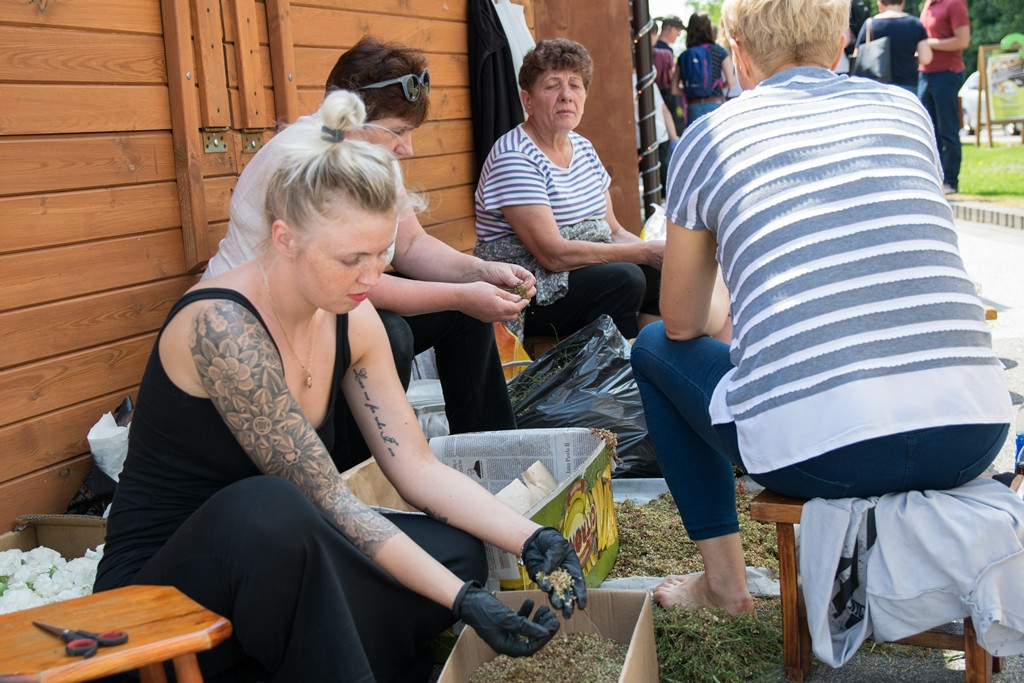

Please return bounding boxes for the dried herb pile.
[469,631,626,682]
[609,483,779,578]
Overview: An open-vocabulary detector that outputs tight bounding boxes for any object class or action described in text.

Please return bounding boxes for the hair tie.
[321,125,346,143]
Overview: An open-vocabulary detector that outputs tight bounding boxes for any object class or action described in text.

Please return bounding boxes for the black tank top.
[95,288,350,590]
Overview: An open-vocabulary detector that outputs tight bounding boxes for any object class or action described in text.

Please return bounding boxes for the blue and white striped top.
[666,66,1010,473]
[475,125,611,242]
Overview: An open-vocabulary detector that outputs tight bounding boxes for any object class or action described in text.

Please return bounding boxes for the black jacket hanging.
[468,0,524,176]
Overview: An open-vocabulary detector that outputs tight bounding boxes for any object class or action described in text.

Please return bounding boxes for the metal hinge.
[202,127,229,154]
[241,130,265,154]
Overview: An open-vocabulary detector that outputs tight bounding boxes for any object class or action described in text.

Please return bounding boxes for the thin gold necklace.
[258,259,318,388]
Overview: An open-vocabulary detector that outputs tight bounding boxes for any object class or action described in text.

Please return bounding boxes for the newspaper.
[428,428,602,495]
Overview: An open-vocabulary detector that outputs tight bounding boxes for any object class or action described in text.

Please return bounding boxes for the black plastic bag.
[507,315,661,478]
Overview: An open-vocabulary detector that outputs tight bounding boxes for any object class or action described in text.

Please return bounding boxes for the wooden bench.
[0,584,231,683]
[749,489,1001,683]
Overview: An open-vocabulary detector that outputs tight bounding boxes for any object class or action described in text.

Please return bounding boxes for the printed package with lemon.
[427,428,619,591]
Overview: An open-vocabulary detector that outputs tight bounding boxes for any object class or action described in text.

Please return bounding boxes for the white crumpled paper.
[87,412,129,482]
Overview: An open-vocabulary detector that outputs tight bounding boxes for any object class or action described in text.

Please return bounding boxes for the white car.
[959,70,1021,135]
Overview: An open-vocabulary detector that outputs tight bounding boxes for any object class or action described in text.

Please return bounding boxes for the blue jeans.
[919,70,964,188]
[630,323,1008,541]
[686,99,723,127]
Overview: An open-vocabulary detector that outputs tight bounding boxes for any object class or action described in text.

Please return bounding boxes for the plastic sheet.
[507,315,660,478]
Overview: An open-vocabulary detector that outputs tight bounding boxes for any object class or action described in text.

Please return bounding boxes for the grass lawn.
[956,141,1024,209]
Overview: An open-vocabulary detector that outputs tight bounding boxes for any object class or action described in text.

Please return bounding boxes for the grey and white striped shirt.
[665,67,1010,473]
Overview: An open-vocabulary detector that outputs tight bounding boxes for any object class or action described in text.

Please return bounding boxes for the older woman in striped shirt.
[474,38,665,343]
[630,0,1011,615]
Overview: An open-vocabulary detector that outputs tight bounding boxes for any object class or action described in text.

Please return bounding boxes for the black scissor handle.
[65,637,99,658]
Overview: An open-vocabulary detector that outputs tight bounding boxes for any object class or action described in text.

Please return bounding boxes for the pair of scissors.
[33,620,129,658]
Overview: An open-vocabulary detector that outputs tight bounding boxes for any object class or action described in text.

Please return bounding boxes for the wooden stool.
[0,584,231,683]
[749,489,1001,683]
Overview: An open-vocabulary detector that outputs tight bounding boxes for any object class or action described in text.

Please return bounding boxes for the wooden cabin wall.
[0,0,647,533]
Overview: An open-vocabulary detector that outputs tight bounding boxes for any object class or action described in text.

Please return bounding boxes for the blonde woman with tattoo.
[94,89,583,682]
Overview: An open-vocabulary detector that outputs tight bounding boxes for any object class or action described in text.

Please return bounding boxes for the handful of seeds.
[535,567,575,605]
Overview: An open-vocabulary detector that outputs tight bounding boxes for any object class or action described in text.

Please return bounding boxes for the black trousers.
[124,476,487,682]
[332,308,516,472]
[523,263,661,340]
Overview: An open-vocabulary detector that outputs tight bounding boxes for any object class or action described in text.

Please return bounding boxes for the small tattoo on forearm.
[351,366,400,454]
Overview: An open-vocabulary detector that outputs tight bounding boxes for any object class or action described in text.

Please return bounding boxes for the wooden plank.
[0,133,175,197]
[0,26,166,84]
[227,85,278,130]
[162,0,212,270]
[0,336,155,427]
[0,0,163,35]
[204,174,237,223]
[228,0,267,129]
[422,216,476,254]
[416,185,474,226]
[400,151,475,192]
[223,43,273,90]
[0,133,237,198]
[411,120,473,158]
[0,232,189,312]
[749,490,806,525]
[292,47,468,89]
[2,183,180,254]
[266,0,299,124]
[0,84,171,136]
[288,7,468,55]
[205,219,230,263]
[1,277,197,370]
[298,0,465,21]
[191,0,233,127]
[0,456,94,531]
[0,392,131,483]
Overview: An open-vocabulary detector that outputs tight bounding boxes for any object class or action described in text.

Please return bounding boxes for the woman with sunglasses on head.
[96,89,582,682]
[204,36,536,471]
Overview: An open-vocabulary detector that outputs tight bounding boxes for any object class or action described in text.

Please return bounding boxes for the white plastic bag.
[640,203,667,241]
[86,412,129,482]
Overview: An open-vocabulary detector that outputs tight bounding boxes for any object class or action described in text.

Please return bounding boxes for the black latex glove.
[452,580,560,657]
[520,526,588,618]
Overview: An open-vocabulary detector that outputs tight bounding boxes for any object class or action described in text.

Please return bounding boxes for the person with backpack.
[677,13,735,126]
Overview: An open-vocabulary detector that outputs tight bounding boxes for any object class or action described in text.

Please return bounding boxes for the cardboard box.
[342,428,620,591]
[0,514,107,559]
[437,588,658,683]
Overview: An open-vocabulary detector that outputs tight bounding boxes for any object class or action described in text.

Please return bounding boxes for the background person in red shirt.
[918,0,971,194]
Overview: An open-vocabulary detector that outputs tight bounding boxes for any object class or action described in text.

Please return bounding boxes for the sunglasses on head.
[359,70,430,102]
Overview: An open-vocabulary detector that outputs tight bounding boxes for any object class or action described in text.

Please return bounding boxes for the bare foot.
[652,573,756,617]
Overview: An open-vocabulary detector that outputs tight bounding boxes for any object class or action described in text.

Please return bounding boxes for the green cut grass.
[957,142,1024,209]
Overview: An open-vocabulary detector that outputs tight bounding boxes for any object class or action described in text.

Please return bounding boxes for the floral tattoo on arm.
[189,300,398,557]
